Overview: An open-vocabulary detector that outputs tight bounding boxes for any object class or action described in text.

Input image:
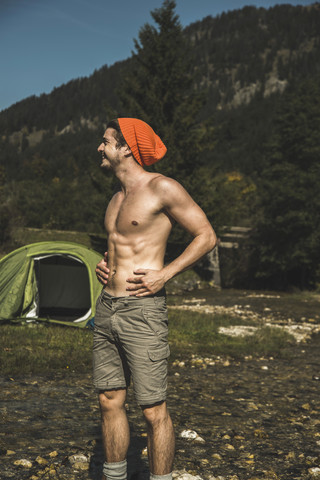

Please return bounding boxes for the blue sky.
[0,0,315,112]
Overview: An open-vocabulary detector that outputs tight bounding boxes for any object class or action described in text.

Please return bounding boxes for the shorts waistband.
[100,288,166,306]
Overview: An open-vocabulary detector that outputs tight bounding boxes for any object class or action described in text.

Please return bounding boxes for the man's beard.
[100,164,112,175]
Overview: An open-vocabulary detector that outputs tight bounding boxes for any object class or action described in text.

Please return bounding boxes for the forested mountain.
[1,2,320,289]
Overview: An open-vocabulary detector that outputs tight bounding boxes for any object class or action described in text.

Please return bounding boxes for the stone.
[180,430,199,440]
[285,451,296,460]
[35,456,48,465]
[309,468,320,479]
[49,451,58,458]
[211,453,222,460]
[14,458,33,468]
[225,444,235,450]
[173,360,186,368]
[72,461,89,470]
[68,453,89,464]
[173,471,203,480]
[6,450,16,455]
[194,435,205,444]
[191,358,205,367]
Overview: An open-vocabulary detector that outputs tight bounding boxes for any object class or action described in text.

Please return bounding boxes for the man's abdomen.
[104,259,163,297]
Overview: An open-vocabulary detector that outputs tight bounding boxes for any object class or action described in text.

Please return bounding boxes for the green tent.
[0,242,103,327]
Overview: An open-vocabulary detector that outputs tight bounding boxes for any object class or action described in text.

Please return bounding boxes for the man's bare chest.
[105,193,161,235]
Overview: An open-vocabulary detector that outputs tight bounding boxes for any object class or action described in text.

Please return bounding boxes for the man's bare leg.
[99,389,129,480]
[142,401,175,476]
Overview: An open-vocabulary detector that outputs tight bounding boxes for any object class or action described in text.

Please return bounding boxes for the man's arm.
[126,177,217,296]
[95,251,109,285]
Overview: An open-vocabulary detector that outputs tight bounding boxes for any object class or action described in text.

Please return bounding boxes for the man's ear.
[123,144,133,157]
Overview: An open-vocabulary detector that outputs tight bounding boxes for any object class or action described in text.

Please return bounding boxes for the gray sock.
[150,473,173,480]
[103,460,127,480]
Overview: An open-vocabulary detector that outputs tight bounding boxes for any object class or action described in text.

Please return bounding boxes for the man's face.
[97,128,121,170]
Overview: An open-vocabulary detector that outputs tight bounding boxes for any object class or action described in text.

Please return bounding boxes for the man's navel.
[131,220,138,226]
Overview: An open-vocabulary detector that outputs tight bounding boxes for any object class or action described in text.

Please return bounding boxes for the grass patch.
[168,309,295,359]
[1,323,93,376]
[0,310,296,376]
[283,290,320,303]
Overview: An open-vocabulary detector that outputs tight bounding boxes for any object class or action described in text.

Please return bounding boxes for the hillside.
[187,4,320,109]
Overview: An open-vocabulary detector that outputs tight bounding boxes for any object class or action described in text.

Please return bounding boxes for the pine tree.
[117,0,207,180]
[251,75,320,289]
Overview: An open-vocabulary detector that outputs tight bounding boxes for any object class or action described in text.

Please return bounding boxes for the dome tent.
[0,242,103,327]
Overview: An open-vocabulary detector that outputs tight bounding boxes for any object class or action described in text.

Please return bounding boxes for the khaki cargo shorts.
[93,289,170,405]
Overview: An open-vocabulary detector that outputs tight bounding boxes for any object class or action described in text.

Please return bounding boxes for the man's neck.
[113,159,148,195]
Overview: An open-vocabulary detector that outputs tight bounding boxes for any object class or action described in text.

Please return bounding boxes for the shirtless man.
[94,118,216,480]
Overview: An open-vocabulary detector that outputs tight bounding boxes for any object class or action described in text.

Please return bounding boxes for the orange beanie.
[118,118,167,166]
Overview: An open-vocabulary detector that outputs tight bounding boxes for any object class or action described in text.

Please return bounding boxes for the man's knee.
[142,401,169,427]
[99,388,127,413]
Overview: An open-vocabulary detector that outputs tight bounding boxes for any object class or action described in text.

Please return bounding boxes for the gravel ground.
[1,288,320,480]
[1,335,319,480]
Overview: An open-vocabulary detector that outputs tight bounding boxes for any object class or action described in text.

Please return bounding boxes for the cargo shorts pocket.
[147,344,170,391]
[148,344,170,362]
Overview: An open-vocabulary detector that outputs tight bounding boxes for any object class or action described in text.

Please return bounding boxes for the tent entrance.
[34,255,91,322]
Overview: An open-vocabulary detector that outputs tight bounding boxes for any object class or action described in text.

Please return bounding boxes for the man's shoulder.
[147,173,191,208]
[148,173,182,193]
